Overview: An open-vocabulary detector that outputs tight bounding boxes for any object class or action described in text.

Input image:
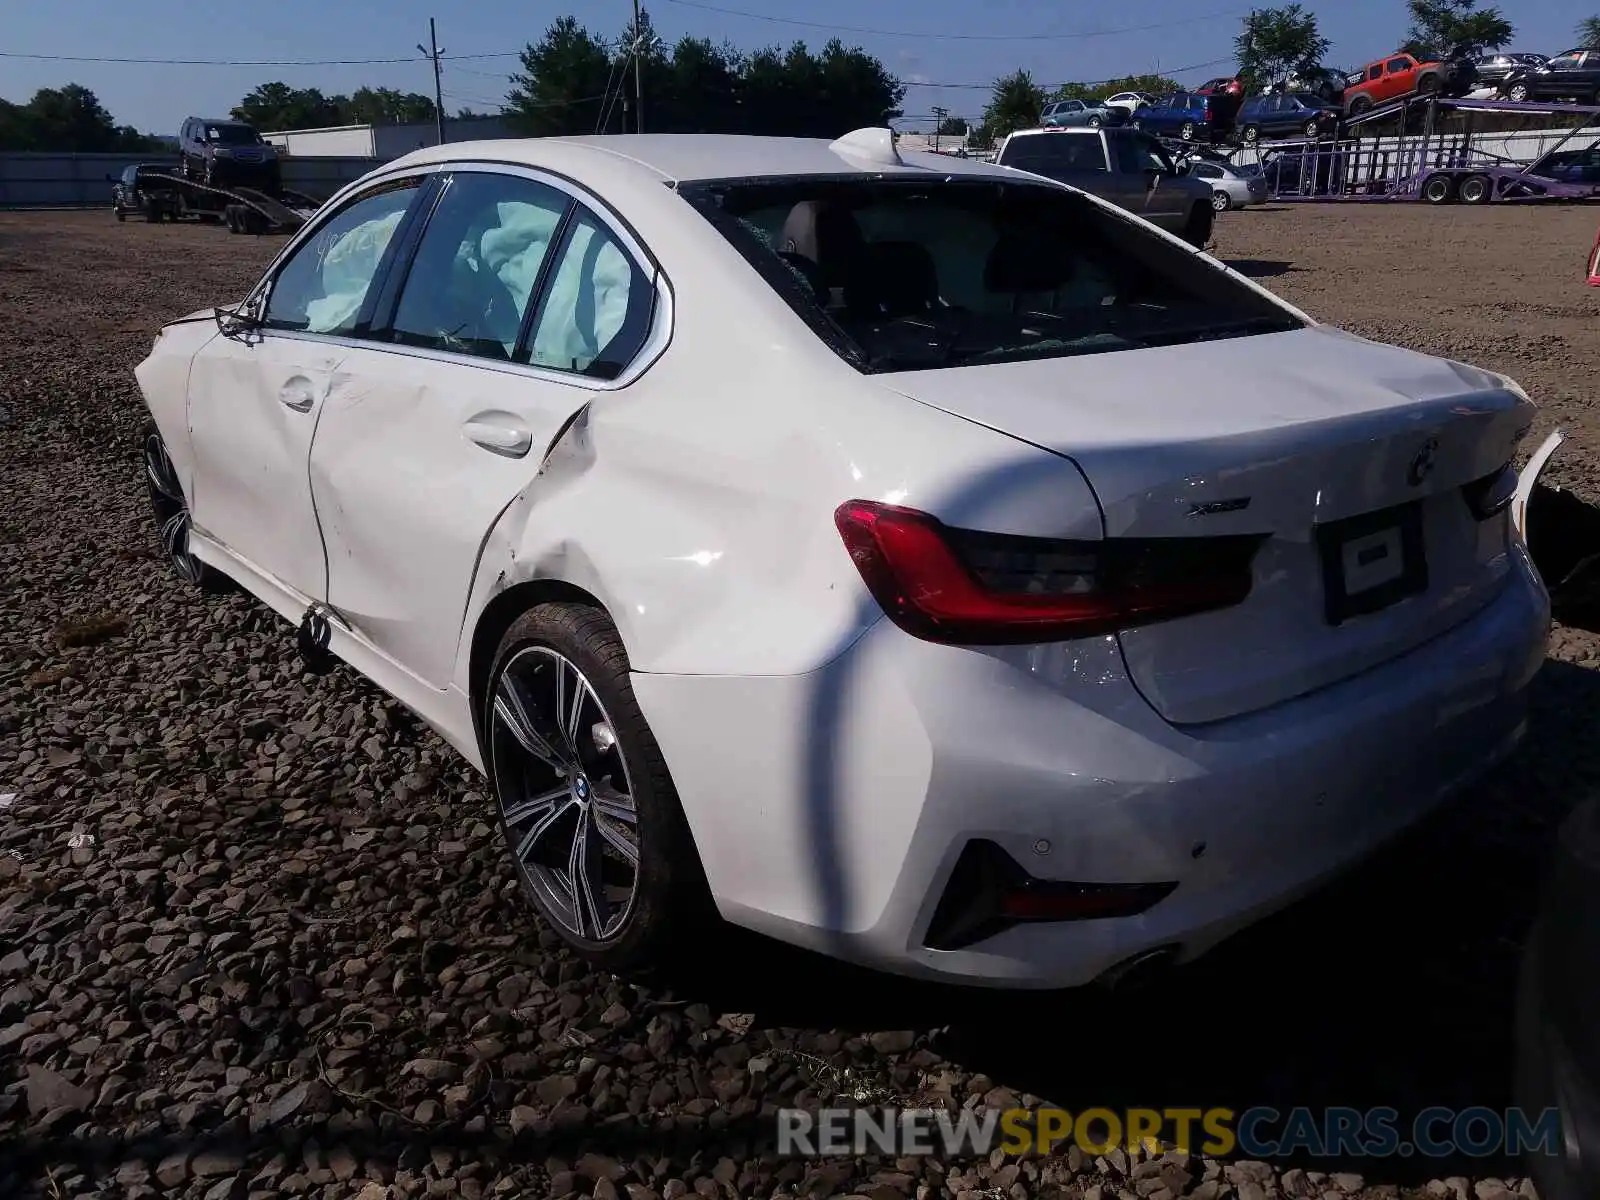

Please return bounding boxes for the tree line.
[7,2,1600,153]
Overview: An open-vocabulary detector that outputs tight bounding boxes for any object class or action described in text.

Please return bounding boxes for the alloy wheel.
[1211,190,1230,212]
[490,646,641,944]
[143,431,206,586]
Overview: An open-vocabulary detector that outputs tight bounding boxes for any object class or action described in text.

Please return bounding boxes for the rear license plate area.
[1315,501,1428,625]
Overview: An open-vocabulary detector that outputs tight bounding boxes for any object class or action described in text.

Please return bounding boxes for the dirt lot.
[3,204,1600,1199]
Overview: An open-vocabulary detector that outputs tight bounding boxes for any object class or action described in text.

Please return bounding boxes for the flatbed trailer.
[1242,96,1600,203]
[125,173,324,233]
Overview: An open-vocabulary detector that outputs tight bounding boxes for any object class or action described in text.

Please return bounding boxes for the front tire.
[1422,173,1455,204]
[1507,83,1530,103]
[1241,125,1260,143]
[1179,121,1197,141]
[484,603,710,974]
[142,424,228,593]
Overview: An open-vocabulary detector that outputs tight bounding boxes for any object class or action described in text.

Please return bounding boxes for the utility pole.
[419,18,446,146]
[931,105,948,151]
[633,0,645,133]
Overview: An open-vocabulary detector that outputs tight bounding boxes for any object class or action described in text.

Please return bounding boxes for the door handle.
[279,378,315,412]
[462,418,532,458]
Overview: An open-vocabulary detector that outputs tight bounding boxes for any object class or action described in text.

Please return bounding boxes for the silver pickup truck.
[995,126,1215,247]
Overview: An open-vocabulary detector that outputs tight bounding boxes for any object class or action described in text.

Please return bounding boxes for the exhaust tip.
[1095,946,1181,992]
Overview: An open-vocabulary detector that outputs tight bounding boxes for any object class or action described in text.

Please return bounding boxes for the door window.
[264,178,421,335]
[1367,65,1383,81]
[1548,53,1582,70]
[522,208,653,379]
[1386,58,1411,74]
[386,171,571,360]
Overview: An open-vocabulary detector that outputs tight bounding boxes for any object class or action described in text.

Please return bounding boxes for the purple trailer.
[1252,95,1600,203]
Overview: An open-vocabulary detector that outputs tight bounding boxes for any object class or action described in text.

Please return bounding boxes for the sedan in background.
[1040,98,1128,128]
[1103,90,1157,115]
[136,126,1554,989]
[1184,157,1268,209]
[1236,92,1342,143]
[1500,48,1600,103]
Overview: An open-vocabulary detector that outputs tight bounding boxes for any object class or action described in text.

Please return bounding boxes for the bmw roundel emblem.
[1407,437,1440,487]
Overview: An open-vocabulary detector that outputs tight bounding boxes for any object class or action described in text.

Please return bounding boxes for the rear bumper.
[638,547,1549,988]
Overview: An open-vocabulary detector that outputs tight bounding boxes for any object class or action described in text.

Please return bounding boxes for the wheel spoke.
[552,658,586,755]
[565,807,609,938]
[160,511,189,558]
[590,780,637,825]
[494,674,569,770]
[514,795,574,863]
[593,812,639,866]
[145,440,183,503]
[502,785,569,827]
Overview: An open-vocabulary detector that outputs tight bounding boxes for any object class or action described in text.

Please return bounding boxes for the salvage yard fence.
[0,153,384,209]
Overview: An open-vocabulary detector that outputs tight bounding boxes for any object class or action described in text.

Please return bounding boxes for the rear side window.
[999,135,1109,175]
[681,175,1303,375]
[386,171,571,361]
[522,208,654,379]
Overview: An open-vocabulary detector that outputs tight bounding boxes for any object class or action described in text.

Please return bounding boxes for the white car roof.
[382,130,1013,187]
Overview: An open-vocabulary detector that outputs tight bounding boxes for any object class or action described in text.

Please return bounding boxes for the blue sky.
[5,0,1590,135]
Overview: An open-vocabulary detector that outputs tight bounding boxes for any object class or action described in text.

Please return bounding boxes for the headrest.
[775,200,865,284]
[983,232,1076,294]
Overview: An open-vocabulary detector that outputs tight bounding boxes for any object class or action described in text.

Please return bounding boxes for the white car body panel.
[134,131,1555,987]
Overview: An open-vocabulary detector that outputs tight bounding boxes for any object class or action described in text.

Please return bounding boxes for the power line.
[902,56,1236,89]
[0,49,518,66]
[660,0,1247,41]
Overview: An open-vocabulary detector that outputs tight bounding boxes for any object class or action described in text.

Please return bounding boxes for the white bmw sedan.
[136,127,1552,989]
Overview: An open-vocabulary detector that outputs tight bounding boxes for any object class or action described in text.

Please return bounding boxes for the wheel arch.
[467,577,612,752]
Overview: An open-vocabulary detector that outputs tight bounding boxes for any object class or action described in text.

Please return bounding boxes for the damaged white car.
[137,128,1560,988]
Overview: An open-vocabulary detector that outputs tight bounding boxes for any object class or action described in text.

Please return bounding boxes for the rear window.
[998,134,1109,175]
[678,175,1302,374]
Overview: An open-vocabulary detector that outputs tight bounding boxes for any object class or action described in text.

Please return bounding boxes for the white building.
[264,115,514,159]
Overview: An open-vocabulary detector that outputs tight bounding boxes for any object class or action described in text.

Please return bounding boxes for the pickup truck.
[994,126,1215,247]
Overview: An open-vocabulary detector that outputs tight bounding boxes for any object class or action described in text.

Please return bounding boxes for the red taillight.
[833,499,1265,645]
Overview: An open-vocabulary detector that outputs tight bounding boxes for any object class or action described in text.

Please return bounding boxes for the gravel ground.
[3,204,1600,1200]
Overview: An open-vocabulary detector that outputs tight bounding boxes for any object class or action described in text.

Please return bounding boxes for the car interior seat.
[982,230,1077,313]
[774,200,866,306]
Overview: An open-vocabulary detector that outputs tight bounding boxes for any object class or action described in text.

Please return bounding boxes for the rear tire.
[1211,190,1231,212]
[484,603,713,975]
[1179,121,1197,141]
[1304,118,1322,138]
[1348,94,1373,117]
[1458,173,1491,204]
[1242,125,1260,143]
[1422,173,1456,204]
[1507,83,1530,103]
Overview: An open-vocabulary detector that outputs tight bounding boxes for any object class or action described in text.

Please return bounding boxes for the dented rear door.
[306,168,662,689]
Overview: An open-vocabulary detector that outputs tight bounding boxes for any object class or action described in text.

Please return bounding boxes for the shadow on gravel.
[655,655,1600,1185]
[1223,258,1295,278]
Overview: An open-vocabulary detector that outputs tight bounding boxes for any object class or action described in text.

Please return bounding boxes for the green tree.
[936,114,968,136]
[0,84,161,151]
[505,15,615,135]
[1235,5,1330,89]
[1578,16,1600,47]
[343,87,437,126]
[984,69,1046,137]
[232,83,343,130]
[1402,0,1513,58]
[1054,73,1180,102]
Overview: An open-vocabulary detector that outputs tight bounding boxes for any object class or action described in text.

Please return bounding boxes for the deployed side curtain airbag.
[304,209,407,333]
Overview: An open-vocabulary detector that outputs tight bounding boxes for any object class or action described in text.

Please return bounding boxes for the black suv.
[178,117,280,189]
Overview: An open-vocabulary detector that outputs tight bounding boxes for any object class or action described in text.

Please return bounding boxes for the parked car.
[1040,98,1128,128]
[1342,50,1470,115]
[1132,91,1233,141]
[1103,90,1157,115]
[1499,48,1600,103]
[994,125,1215,244]
[179,116,280,188]
[1183,157,1268,209]
[1516,793,1600,1200]
[1196,76,1244,98]
[110,162,179,221]
[1273,67,1349,105]
[135,127,1558,985]
[1236,92,1342,142]
[1475,51,1557,87]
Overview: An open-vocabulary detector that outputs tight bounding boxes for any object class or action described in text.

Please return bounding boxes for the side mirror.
[214,304,263,339]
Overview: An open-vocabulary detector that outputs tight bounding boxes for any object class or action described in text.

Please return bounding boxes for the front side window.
[264,178,420,335]
[386,171,571,361]
[523,208,653,379]
[1549,53,1583,70]
[1386,58,1411,74]
[682,175,1302,375]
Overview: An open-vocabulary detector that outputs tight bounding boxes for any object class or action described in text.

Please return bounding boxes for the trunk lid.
[879,325,1535,725]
